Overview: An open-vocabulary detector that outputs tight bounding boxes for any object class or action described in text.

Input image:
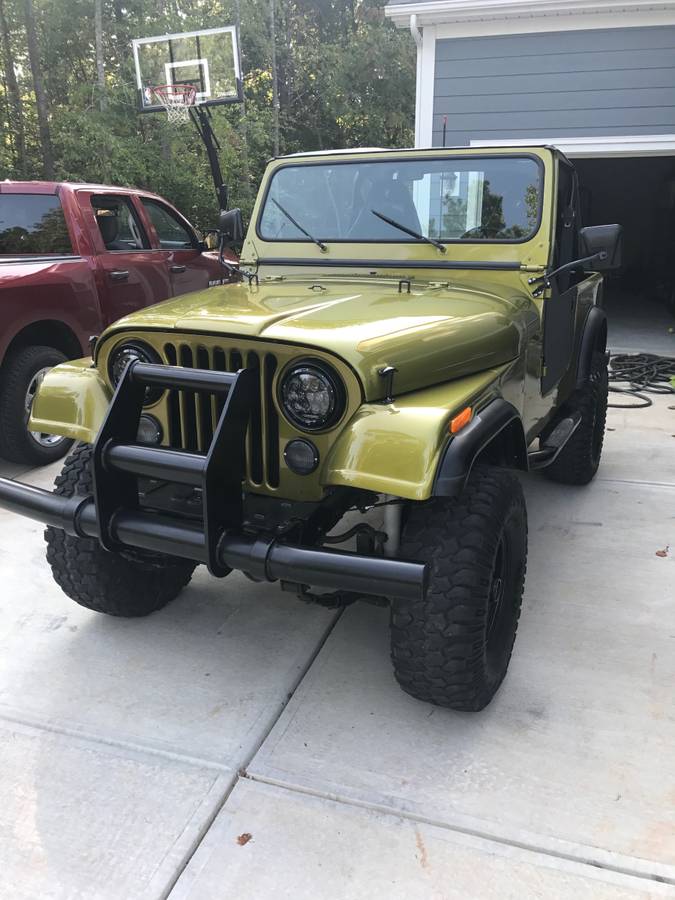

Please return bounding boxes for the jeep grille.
[163,342,280,488]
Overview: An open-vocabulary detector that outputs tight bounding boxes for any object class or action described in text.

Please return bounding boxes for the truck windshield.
[258,156,542,245]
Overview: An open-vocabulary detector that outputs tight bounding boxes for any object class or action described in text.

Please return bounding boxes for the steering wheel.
[460,224,490,240]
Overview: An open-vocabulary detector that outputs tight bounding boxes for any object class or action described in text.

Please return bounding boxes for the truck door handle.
[110,270,129,282]
[170,264,187,274]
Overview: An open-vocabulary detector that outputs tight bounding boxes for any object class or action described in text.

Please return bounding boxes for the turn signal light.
[450,407,473,434]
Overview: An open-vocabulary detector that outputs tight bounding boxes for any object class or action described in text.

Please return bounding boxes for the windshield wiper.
[371,209,446,254]
[271,198,327,252]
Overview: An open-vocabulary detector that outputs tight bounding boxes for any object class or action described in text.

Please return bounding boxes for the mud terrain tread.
[391,466,527,711]
[543,351,608,485]
[45,444,195,616]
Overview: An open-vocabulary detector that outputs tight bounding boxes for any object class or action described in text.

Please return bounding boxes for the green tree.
[0,0,415,228]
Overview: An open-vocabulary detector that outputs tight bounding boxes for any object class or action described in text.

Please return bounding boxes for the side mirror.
[219,208,244,245]
[579,224,622,271]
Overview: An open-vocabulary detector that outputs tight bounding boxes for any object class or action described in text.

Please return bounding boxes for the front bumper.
[0,360,428,602]
[0,477,427,600]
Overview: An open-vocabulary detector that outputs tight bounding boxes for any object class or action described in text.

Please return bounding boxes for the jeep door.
[541,160,585,394]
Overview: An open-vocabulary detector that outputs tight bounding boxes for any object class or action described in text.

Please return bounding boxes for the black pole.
[190,104,228,210]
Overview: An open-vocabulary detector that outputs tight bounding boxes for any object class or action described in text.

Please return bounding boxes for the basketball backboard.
[132,25,242,113]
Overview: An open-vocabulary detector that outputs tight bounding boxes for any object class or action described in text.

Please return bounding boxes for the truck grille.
[163,342,279,488]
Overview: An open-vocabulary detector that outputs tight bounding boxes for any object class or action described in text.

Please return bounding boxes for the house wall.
[432,26,675,147]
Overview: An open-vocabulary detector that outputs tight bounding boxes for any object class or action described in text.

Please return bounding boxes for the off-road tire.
[543,351,608,485]
[45,444,196,616]
[0,345,73,465]
[391,466,527,711]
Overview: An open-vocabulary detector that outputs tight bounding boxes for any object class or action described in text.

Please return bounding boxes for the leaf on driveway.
[236,832,253,846]
[655,546,670,558]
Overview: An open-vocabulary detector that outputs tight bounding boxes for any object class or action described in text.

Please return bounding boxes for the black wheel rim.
[486,533,507,643]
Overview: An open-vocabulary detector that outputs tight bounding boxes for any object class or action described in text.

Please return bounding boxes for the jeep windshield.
[258,155,543,245]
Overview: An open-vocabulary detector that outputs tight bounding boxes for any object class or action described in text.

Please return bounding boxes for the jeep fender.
[433,399,528,497]
[324,367,510,502]
[29,357,111,443]
[575,306,607,389]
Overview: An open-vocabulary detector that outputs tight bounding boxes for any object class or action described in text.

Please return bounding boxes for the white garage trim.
[469,135,675,158]
[415,25,437,148]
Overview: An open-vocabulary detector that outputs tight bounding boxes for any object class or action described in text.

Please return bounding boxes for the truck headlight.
[278,360,345,432]
[108,341,162,403]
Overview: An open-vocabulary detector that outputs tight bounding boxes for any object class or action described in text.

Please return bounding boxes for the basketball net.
[152,84,197,125]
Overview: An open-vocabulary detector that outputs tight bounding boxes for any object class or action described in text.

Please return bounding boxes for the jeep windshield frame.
[256,153,545,248]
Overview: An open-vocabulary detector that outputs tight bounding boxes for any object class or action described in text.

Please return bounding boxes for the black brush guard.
[0,361,428,602]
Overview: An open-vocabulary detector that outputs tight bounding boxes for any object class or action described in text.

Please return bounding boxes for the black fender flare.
[433,399,528,497]
[575,306,607,389]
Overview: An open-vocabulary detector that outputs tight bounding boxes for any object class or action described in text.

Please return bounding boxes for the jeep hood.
[104,280,530,399]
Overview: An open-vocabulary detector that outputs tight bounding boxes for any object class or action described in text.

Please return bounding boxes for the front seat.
[98,214,129,251]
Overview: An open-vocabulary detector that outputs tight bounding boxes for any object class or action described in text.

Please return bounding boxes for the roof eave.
[385,0,675,28]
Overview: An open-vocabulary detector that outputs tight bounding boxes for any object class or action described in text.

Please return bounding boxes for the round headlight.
[279,360,345,432]
[108,341,162,404]
[109,341,157,386]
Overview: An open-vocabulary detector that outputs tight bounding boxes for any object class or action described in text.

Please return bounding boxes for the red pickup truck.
[0,181,232,465]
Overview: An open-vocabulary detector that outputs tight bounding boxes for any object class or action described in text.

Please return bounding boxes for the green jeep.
[0,146,621,711]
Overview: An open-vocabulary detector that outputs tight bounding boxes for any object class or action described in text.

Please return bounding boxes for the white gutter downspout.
[410,12,423,49]
[410,14,424,147]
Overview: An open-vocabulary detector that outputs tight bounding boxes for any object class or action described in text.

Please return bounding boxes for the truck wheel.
[0,345,73,466]
[390,466,527,711]
[543,351,608,486]
[45,445,196,616]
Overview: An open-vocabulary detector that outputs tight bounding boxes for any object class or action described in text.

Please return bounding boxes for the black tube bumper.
[0,476,428,602]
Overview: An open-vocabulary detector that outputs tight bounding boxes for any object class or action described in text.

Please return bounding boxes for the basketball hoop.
[152,84,197,124]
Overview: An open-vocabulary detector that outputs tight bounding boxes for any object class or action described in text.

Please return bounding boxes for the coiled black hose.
[608,353,675,408]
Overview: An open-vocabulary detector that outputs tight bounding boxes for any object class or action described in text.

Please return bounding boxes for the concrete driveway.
[0,395,673,899]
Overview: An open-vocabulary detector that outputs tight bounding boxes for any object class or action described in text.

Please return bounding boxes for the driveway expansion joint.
[0,707,234,773]
[159,608,345,900]
[243,770,675,889]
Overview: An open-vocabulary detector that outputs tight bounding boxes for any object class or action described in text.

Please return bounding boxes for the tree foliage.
[0,0,415,229]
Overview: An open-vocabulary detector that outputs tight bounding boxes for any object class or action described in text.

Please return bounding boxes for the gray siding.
[433,27,675,146]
